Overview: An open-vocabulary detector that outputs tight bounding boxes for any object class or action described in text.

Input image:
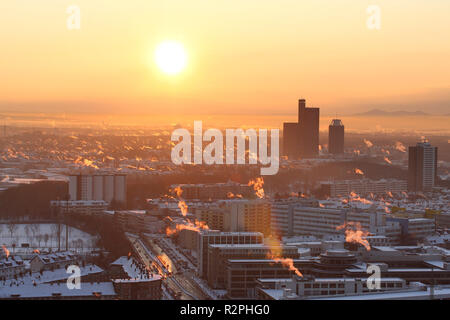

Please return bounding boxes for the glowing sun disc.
[154,41,187,75]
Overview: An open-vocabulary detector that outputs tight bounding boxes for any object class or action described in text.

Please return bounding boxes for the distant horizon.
[0,111,449,135]
[0,99,449,117]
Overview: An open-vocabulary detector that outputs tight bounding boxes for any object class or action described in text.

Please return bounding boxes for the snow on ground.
[0,282,116,299]
[191,276,221,299]
[0,223,99,254]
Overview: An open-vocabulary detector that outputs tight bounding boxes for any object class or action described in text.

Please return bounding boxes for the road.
[126,233,210,300]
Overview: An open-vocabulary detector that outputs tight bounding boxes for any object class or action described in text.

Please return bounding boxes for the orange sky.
[0,0,449,116]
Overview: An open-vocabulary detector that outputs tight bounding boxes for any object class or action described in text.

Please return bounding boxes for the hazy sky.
[1,0,449,116]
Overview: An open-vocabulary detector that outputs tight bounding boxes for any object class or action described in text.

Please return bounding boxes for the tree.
[43,234,49,247]
[0,181,67,220]
[50,224,59,248]
[78,238,84,252]
[30,224,40,246]
[7,223,18,239]
[71,240,77,252]
[24,225,31,242]
[36,234,43,248]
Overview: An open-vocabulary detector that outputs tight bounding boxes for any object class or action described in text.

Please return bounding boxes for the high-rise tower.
[328,119,345,154]
[282,99,319,159]
[408,142,438,192]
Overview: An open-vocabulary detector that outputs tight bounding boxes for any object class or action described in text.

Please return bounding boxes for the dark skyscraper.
[283,122,300,158]
[282,99,319,159]
[328,119,345,154]
[408,142,438,192]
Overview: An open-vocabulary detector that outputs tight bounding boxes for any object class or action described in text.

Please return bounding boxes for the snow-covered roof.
[2,264,103,287]
[0,282,116,299]
[111,256,159,280]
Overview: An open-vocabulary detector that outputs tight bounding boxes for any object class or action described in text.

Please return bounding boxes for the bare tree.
[44,234,49,247]
[36,234,43,248]
[30,224,40,246]
[50,224,59,248]
[24,225,31,242]
[7,223,18,239]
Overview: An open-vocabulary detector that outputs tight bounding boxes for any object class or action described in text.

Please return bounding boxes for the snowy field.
[0,223,99,254]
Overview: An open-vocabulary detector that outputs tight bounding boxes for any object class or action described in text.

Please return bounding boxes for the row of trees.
[0,181,67,220]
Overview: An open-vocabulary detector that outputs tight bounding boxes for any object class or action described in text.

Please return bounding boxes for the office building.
[408,142,438,192]
[50,200,108,215]
[68,174,127,205]
[271,202,389,239]
[320,179,407,198]
[283,123,301,159]
[194,199,272,235]
[197,231,264,278]
[283,99,319,159]
[257,276,407,300]
[170,182,252,200]
[225,259,303,299]
[114,210,163,234]
[328,119,345,154]
[207,244,299,289]
[386,217,435,242]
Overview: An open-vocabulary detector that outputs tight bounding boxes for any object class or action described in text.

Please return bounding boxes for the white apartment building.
[271,202,401,243]
[257,277,407,300]
[194,199,271,235]
[50,200,108,215]
[292,207,346,237]
[68,174,126,204]
[321,179,407,197]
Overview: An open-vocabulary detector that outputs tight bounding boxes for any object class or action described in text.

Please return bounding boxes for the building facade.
[68,174,126,205]
[328,119,345,154]
[320,179,407,197]
[408,142,438,192]
[283,99,319,159]
[197,231,264,278]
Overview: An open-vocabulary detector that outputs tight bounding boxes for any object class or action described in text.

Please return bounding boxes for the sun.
[154,41,187,75]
